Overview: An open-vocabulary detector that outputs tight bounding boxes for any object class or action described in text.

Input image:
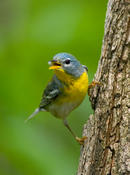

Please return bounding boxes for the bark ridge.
[77,0,130,174]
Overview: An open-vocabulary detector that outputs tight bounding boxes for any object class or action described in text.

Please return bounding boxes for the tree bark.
[77,0,130,175]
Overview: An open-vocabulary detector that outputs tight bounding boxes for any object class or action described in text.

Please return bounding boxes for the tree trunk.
[77,0,130,175]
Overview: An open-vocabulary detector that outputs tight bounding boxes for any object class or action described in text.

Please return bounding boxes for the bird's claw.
[76,136,87,145]
[88,81,101,96]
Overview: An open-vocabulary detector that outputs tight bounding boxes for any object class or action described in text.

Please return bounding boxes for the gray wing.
[25,75,62,123]
[39,75,62,110]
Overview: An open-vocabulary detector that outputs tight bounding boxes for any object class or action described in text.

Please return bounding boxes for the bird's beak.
[48,60,61,70]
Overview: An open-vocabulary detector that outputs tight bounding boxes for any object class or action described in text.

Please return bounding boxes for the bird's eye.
[65,59,70,64]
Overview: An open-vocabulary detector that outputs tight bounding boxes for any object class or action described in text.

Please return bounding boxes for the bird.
[25,52,89,144]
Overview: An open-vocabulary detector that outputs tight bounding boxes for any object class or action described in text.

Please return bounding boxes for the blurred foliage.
[0,0,107,175]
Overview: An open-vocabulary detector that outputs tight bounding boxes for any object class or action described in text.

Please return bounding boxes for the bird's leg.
[63,119,87,145]
[88,81,101,96]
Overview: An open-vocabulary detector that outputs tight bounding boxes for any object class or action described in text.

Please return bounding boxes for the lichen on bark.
[77,0,130,174]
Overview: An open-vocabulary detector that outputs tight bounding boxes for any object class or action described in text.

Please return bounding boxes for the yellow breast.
[65,71,88,102]
[55,70,88,103]
[49,70,88,118]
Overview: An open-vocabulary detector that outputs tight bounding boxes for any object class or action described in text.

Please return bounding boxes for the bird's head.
[48,53,87,78]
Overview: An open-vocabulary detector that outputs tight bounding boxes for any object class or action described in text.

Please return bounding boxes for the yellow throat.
[54,69,88,102]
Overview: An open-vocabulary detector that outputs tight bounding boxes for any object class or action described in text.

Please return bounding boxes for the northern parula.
[26,53,89,144]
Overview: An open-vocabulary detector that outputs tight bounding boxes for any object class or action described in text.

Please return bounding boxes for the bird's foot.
[76,136,87,145]
[88,81,101,96]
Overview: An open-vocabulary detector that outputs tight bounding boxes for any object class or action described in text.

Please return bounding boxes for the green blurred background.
[0,0,107,175]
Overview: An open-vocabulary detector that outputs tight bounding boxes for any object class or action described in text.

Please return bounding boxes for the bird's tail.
[25,108,41,123]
